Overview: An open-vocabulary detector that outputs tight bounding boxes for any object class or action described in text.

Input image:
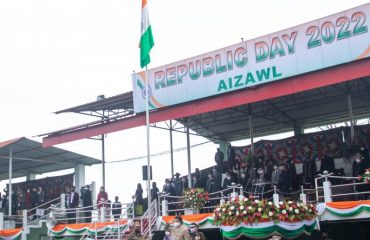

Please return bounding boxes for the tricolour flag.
[140,0,154,68]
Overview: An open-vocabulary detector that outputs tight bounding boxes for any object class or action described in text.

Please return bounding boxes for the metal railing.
[315,171,370,202]
[140,199,158,238]
[101,201,135,240]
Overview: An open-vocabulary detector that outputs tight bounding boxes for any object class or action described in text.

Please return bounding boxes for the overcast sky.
[0,0,368,203]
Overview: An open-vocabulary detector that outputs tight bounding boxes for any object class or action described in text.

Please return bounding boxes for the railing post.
[0,212,3,230]
[273,186,279,208]
[101,207,106,222]
[239,187,244,201]
[161,199,168,216]
[300,186,307,205]
[220,192,225,205]
[131,195,136,218]
[22,209,28,234]
[323,171,332,203]
[60,193,66,211]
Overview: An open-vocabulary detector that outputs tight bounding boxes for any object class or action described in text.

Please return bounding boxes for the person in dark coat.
[278,165,289,194]
[359,144,370,168]
[214,148,225,173]
[352,152,367,200]
[173,173,182,196]
[192,175,202,189]
[222,171,234,191]
[303,155,317,188]
[227,144,236,170]
[135,183,144,206]
[66,186,79,223]
[195,168,206,189]
[112,196,122,221]
[286,158,297,190]
[151,182,160,203]
[30,187,38,220]
[320,152,335,174]
[81,185,92,223]
[212,168,222,191]
[238,170,248,190]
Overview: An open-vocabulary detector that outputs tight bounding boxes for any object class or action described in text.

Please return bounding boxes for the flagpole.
[145,64,152,236]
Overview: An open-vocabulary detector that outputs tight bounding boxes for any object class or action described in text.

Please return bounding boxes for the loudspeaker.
[142,165,153,180]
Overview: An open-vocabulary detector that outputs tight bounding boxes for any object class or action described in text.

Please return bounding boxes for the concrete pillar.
[293,125,303,136]
[219,140,228,164]
[26,173,36,181]
[74,164,85,193]
[0,212,3,230]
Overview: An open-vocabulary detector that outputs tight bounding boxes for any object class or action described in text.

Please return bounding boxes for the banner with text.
[132,4,370,113]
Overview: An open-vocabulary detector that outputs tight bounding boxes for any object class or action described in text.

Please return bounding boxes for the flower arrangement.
[358,169,370,183]
[184,188,209,210]
[213,196,316,226]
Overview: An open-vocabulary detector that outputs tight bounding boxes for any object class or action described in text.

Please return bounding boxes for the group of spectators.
[156,142,370,207]
[64,185,123,223]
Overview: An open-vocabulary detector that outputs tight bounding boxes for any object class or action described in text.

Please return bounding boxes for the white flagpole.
[145,64,152,236]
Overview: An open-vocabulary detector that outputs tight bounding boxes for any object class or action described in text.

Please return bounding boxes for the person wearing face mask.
[239,170,248,190]
[359,144,370,168]
[163,226,172,240]
[271,164,281,189]
[222,171,234,195]
[352,152,366,200]
[128,220,148,240]
[192,175,201,189]
[170,216,191,240]
[189,223,206,240]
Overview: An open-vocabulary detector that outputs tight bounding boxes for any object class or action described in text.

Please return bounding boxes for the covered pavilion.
[0,137,101,215]
[39,58,370,186]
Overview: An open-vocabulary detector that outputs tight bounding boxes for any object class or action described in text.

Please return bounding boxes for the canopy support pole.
[101,133,106,188]
[248,105,254,154]
[186,123,192,187]
[8,146,13,216]
[170,120,174,177]
[347,93,355,140]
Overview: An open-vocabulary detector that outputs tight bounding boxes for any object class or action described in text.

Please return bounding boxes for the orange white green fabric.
[0,228,22,240]
[161,213,214,226]
[140,0,154,68]
[49,220,127,236]
[318,201,370,217]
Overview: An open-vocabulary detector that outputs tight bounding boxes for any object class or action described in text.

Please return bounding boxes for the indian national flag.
[140,0,154,68]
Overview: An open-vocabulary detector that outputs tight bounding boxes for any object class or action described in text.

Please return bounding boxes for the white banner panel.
[133,4,370,113]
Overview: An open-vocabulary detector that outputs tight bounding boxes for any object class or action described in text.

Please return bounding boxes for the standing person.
[16,193,25,219]
[30,187,38,220]
[25,188,31,210]
[66,186,79,223]
[271,163,281,188]
[151,182,160,203]
[81,185,92,223]
[97,186,108,221]
[127,220,148,240]
[135,183,144,216]
[286,157,297,190]
[214,148,225,173]
[320,151,335,174]
[222,171,234,194]
[192,175,201,189]
[352,152,367,200]
[359,144,370,168]
[227,143,236,170]
[303,155,317,188]
[278,165,289,194]
[37,187,45,206]
[189,223,207,240]
[112,196,122,221]
[163,226,172,240]
[212,168,222,191]
[170,216,191,240]
[173,173,182,196]
[239,170,248,190]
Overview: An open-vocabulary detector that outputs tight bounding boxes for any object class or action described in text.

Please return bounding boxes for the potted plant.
[184,188,209,215]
